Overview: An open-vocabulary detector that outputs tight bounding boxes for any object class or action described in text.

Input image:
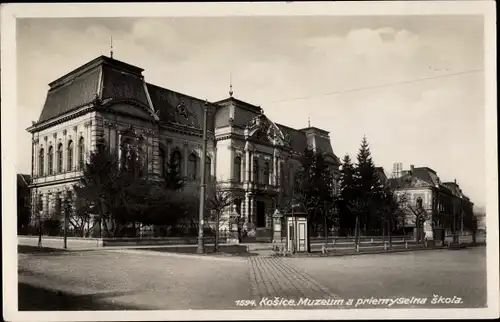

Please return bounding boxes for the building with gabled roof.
[26,55,340,239]
[387,164,475,240]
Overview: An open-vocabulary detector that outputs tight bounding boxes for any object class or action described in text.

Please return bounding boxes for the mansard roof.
[30,55,335,160]
[146,83,215,132]
[275,123,308,153]
[387,166,461,197]
[37,56,149,123]
[17,173,31,188]
[32,55,216,132]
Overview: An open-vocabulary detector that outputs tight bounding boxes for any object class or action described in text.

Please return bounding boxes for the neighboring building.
[26,55,340,239]
[474,206,486,232]
[388,164,475,239]
[17,174,31,233]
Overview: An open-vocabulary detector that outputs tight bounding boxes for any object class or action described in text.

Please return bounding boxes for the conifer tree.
[338,154,356,235]
[339,154,355,193]
[354,136,381,235]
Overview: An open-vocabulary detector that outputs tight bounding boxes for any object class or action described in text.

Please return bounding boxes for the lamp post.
[197,100,209,254]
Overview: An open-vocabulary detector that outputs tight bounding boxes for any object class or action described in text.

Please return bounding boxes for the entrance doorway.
[256,201,266,228]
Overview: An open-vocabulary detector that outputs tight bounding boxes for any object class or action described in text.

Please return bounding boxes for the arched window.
[78,137,85,170]
[253,158,259,183]
[205,156,211,182]
[48,146,54,175]
[263,161,270,185]
[38,148,45,176]
[188,153,197,180]
[57,143,63,173]
[234,156,241,182]
[159,148,166,177]
[416,197,423,209]
[170,150,182,175]
[67,141,73,171]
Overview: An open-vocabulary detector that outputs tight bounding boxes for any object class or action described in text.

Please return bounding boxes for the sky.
[16,16,485,207]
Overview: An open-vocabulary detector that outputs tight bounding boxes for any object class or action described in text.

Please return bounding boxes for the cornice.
[27,105,94,133]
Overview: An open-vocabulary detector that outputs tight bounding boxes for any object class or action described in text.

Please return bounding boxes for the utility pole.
[324,200,328,246]
[63,191,69,249]
[197,100,209,254]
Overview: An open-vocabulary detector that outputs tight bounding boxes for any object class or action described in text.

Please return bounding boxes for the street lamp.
[197,100,209,254]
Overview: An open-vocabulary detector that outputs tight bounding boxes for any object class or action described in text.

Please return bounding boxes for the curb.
[104,248,248,262]
[276,244,486,258]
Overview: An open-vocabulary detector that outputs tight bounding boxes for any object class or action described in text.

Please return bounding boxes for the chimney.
[410,164,414,173]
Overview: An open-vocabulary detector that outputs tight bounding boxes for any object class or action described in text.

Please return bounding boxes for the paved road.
[18,245,486,310]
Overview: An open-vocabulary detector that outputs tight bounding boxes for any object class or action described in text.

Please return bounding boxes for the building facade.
[26,55,340,238]
[388,164,475,239]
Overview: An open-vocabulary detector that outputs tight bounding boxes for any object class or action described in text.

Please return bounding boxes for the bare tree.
[206,180,233,252]
[345,190,368,248]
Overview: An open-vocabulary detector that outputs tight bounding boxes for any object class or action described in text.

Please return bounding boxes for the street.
[18,245,487,310]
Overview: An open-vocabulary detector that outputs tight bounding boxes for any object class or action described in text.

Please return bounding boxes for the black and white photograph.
[1,2,498,321]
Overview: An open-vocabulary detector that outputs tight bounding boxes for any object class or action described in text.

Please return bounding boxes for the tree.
[403,194,432,244]
[353,136,381,235]
[294,147,336,252]
[374,185,405,246]
[338,154,356,236]
[74,139,150,237]
[206,180,233,252]
[141,182,198,236]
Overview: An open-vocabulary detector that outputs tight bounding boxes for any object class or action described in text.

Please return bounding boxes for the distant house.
[17,173,31,233]
[387,164,475,240]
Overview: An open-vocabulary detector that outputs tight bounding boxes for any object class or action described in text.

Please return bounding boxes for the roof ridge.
[146,82,214,106]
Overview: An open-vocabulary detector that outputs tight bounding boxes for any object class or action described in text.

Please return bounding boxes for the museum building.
[27,55,340,238]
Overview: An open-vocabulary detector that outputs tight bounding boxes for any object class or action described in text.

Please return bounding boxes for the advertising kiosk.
[284,203,309,253]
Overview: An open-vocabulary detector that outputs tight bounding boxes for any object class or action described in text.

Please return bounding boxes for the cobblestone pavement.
[248,252,346,309]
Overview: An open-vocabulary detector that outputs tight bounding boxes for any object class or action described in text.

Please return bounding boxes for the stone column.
[211,145,217,180]
[33,139,39,177]
[72,127,78,171]
[146,133,153,174]
[151,130,160,177]
[240,153,245,183]
[62,130,67,172]
[250,153,254,183]
[249,195,255,225]
[274,149,280,186]
[244,142,250,183]
[117,132,123,169]
[244,192,250,226]
[43,136,49,175]
[84,121,91,157]
[229,145,235,181]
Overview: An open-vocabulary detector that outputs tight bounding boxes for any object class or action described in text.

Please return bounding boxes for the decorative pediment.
[408,177,432,188]
[245,114,286,146]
